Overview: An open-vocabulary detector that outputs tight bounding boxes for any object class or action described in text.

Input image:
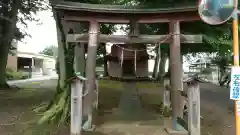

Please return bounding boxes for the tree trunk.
[57,25,67,88]
[0,0,21,88]
[152,45,160,78]
[74,43,86,76]
[0,44,10,88]
[157,53,168,83]
[103,44,108,77]
[39,9,74,125]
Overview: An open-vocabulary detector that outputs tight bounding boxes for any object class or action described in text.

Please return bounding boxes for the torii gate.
[53,1,201,133]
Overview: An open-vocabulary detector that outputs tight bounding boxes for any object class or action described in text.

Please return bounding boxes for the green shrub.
[6,69,29,80]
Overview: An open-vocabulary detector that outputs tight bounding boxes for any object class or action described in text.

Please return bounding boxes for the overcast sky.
[16,9,124,54]
[17,9,57,53]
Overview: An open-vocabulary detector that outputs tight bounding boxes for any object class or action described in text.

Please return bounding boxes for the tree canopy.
[39,45,58,56]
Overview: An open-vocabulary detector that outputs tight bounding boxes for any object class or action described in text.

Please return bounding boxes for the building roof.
[189,58,211,66]
[53,1,198,14]
[17,51,55,60]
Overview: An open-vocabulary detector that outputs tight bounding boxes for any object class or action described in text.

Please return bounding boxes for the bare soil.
[198,83,235,135]
[0,80,235,135]
[0,80,167,135]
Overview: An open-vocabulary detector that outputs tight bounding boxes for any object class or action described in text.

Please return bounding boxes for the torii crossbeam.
[67,34,202,44]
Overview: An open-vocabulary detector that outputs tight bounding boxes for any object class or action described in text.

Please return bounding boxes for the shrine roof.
[53,1,198,14]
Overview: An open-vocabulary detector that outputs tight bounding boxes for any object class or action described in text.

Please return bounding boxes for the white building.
[7,51,57,78]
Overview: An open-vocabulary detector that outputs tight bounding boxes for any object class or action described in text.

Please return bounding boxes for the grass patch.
[140,93,163,114]
[99,80,163,89]
[96,81,166,126]
[136,82,163,89]
[0,80,167,135]
[0,86,56,135]
[99,80,122,89]
[96,87,122,125]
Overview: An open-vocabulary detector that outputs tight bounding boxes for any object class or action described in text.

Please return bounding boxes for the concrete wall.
[32,58,43,77]
[7,51,57,77]
[7,40,18,71]
[42,58,56,76]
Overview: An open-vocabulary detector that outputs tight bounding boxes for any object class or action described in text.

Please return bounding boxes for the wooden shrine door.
[122,60,135,77]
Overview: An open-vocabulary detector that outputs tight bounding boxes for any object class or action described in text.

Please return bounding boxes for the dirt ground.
[0,87,55,135]
[199,83,235,135]
[0,80,168,135]
[0,80,236,135]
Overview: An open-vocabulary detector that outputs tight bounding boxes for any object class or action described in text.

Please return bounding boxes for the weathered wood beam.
[169,20,184,130]
[67,34,202,44]
[63,11,199,23]
[129,19,140,37]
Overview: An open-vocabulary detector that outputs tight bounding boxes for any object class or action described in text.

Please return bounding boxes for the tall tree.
[0,0,22,88]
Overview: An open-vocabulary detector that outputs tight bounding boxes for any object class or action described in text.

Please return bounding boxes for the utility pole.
[232,11,240,135]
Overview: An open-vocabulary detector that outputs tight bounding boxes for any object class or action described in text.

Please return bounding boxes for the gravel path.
[95,82,167,135]
[199,83,235,135]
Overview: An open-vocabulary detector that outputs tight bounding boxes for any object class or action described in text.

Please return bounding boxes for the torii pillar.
[169,21,184,131]
[83,19,99,130]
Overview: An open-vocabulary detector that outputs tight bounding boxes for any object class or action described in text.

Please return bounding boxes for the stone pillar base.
[164,128,187,135]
